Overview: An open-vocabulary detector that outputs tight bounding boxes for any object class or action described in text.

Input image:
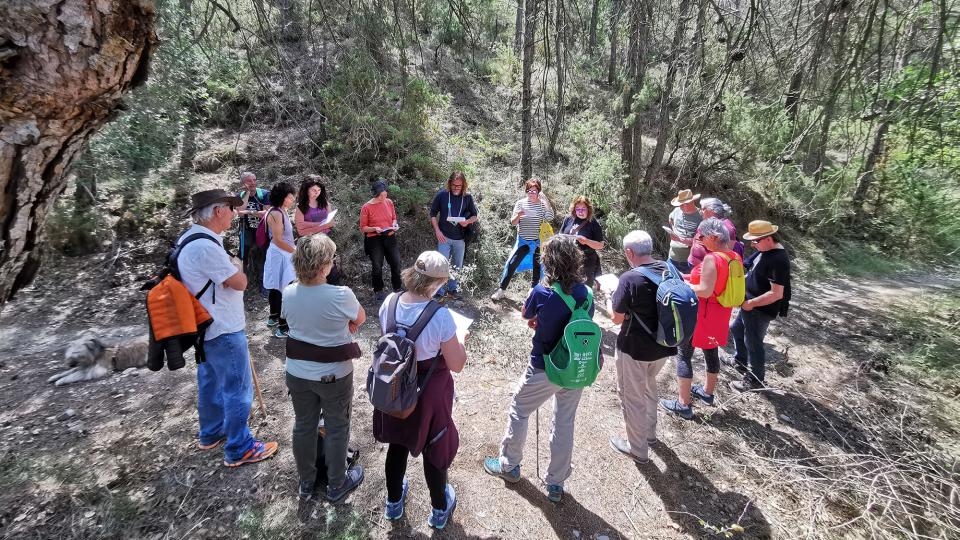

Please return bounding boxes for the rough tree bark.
[621,0,652,208]
[587,0,600,58]
[606,0,622,85]
[514,0,524,55]
[520,0,538,181]
[547,0,566,159]
[0,1,156,304]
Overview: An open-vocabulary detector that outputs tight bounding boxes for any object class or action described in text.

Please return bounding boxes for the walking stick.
[535,408,541,482]
[249,356,267,419]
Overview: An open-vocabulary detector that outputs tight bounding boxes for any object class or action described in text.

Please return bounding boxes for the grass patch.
[891,290,960,392]
[807,240,909,278]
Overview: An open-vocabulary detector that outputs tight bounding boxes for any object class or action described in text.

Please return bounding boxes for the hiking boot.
[266,316,279,328]
[224,440,278,467]
[482,457,520,483]
[384,478,409,521]
[660,398,694,420]
[609,436,650,464]
[490,288,506,301]
[326,464,364,503]
[690,384,716,406]
[427,484,457,530]
[730,378,764,393]
[273,327,289,339]
[298,480,315,501]
[197,435,225,451]
[546,484,563,503]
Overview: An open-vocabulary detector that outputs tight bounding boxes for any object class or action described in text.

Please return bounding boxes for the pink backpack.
[254,208,281,248]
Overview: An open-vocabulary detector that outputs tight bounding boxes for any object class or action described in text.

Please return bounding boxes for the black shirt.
[611,261,677,361]
[429,190,478,241]
[523,283,595,370]
[560,217,604,257]
[744,248,792,318]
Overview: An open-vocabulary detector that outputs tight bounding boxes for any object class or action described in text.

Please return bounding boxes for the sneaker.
[490,288,506,301]
[299,480,315,500]
[374,291,388,304]
[427,484,457,530]
[197,435,225,450]
[660,398,694,420]
[266,316,279,327]
[690,384,715,406]
[609,436,650,464]
[482,457,520,483]
[326,464,364,503]
[546,484,563,503]
[224,440,278,467]
[384,477,409,521]
[273,327,289,338]
[730,378,764,393]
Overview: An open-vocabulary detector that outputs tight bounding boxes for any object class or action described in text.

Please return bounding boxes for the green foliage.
[46,200,107,256]
[892,290,960,392]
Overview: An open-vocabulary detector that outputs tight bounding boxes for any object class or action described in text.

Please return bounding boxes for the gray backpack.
[366,294,442,419]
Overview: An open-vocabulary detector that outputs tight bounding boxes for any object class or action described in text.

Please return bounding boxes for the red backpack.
[254,208,282,248]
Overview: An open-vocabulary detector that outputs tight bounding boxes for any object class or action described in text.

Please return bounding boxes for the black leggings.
[364,235,403,293]
[499,242,540,289]
[268,289,288,331]
[676,341,719,379]
[385,443,447,510]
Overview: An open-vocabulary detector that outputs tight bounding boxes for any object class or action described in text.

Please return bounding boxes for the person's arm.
[430,194,447,243]
[689,255,717,298]
[318,205,335,233]
[577,237,605,250]
[542,198,555,221]
[294,208,325,236]
[511,200,525,225]
[742,283,784,311]
[359,205,381,234]
[389,199,399,230]
[348,305,367,334]
[268,212,295,253]
[440,335,467,373]
[610,279,629,324]
[459,195,480,227]
[223,267,248,291]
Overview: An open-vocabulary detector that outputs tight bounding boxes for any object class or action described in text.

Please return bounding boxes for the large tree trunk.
[547,0,566,159]
[606,0,622,85]
[520,0,539,181]
[0,1,156,304]
[621,0,652,208]
[587,0,600,57]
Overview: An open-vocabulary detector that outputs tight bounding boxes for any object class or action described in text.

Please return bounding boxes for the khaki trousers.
[615,349,666,460]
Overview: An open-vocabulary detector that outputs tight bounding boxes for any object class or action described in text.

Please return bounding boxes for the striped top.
[512,197,555,240]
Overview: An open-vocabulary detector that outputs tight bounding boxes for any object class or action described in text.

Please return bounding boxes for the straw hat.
[671,189,701,206]
[742,220,780,240]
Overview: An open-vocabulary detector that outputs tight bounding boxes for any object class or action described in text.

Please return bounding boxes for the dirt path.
[1,258,957,539]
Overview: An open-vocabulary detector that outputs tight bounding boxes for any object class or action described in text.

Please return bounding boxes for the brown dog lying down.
[48,331,149,386]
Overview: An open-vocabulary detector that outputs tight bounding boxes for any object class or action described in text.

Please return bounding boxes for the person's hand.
[741,300,754,312]
[576,235,587,245]
[527,318,538,329]
[348,321,360,334]
[516,208,526,218]
[458,220,470,228]
[374,227,383,234]
[435,229,448,244]
[392,221,400,231]
[462,331,470,342]
[670,233,682,242]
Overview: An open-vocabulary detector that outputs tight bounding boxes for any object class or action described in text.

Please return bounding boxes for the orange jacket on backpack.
[146,275,213,371]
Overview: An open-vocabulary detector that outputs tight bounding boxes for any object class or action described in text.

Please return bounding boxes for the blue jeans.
[197,331,256,461]
[730,309,774,385]
[437,238,465,294]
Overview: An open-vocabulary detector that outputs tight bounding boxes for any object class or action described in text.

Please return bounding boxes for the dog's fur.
[48,331,149,386]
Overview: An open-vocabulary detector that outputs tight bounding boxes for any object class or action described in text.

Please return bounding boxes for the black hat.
[186,189,243,216]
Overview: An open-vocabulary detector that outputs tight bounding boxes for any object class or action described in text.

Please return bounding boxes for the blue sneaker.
[482,457,520,483]
[546,484,563,503]
[325,464,364,503]
[266,316,279,327]
[660,398,694,420]
[384,478,409,520]
[690,384,715,406]
[427,484,457,529]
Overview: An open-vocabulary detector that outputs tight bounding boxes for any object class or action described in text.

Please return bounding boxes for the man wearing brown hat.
[179,189,279,467]
[728,220,792,392]
[667,189,702,273]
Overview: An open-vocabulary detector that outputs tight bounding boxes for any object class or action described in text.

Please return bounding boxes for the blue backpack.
[633,261,698,347]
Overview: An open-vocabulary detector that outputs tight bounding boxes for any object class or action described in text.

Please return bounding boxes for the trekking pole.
[535,408,541,482]
[249,356,267,419]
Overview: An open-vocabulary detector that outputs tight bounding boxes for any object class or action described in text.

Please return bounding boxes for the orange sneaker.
[224,440,278,468]
[198,437,226,451]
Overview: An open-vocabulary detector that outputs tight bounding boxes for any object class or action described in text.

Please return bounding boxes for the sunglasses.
[527,189,540,194]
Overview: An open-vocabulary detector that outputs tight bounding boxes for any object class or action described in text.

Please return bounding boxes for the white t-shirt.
[176,224,246,341]
[282,283,361,380]
[378,293,457,361]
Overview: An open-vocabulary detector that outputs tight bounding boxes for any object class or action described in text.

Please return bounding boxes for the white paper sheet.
[595,273,620,293]
[318,208,338,226]
[448,310,474,342]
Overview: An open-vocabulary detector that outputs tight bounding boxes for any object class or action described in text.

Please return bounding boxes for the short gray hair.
[191,203,227,224]
[622,230,653,257]
[698,217,730,243]
[240,171,256,181]
[293,234,336,282]
[700,197,732,218]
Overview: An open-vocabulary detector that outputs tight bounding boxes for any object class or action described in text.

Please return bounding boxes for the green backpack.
[543,283,603,389]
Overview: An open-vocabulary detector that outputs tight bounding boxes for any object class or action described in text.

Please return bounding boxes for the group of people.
[172,174,791,530]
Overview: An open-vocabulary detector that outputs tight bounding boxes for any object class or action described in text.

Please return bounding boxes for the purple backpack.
[366,295,442,419]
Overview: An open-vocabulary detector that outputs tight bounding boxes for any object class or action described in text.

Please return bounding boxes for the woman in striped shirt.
[490,178,555,300]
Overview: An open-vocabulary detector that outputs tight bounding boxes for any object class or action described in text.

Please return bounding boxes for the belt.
[286,338,362,363]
